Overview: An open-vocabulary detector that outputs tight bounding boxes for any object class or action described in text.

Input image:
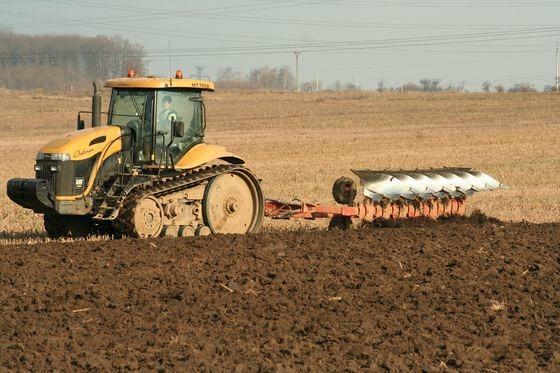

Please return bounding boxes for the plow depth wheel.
[203,170,264,234]
[133,196,164,238]
[328,216,352,230]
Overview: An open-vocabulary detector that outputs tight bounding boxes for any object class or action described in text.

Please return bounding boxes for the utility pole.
[194,66,206,80]
[292,51,301,93]
[168,39,172,77]
[556,42,560,93]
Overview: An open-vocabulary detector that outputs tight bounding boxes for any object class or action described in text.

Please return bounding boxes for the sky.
[0,0,559,91]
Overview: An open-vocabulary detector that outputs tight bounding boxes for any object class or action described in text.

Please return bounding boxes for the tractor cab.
[105,70,215,168]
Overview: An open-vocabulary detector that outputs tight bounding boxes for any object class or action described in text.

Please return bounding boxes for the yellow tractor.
[8,71,264,238]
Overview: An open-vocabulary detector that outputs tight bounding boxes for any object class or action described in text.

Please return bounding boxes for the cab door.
[108,89,155,165]
[154,90,203,165]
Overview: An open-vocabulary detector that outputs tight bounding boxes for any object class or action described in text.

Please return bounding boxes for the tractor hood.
[38,126,123,161]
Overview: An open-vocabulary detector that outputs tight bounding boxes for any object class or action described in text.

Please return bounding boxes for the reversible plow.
[264,168,504,228]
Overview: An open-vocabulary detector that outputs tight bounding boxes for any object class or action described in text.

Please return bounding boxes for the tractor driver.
[158,95,178,128]
[156,94,182,159]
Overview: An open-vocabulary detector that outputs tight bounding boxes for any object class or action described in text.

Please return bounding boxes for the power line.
[6,0,559,32]
[2,26,560,59]
[2,1,342,45]
[134,26,560,55]
[4,0,560,54]
[5,6,558,33]
[3,0,560,6]
[180,12,557,32]
[289,0,560,7]
[6,0,321,28]
[0,10,307,46]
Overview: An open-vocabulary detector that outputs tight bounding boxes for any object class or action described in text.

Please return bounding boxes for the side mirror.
[173,121,185,138]
[77,114,85,130]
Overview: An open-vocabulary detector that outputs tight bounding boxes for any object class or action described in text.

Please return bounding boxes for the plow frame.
[264,197,466,222]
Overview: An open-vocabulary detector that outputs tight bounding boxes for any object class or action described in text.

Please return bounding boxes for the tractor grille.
[35,161,58,188]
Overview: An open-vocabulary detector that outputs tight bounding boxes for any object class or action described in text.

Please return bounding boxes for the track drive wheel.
[203,169,264,234]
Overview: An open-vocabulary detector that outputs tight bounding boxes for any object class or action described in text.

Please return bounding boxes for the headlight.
[36,152,71,161]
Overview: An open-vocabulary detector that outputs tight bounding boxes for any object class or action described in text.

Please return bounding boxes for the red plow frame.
[265,197,466,222]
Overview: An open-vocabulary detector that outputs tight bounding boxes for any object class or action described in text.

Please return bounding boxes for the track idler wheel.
[131,196,164,238]
[332,177,357,205]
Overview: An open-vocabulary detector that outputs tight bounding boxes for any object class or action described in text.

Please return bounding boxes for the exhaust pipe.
[92,81,102,127]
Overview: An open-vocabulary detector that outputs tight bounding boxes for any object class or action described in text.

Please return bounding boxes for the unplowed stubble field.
[0,89,559,241]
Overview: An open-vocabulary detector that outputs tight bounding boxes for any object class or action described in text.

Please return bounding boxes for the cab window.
[155,90,203,164]
[108,89,154,163]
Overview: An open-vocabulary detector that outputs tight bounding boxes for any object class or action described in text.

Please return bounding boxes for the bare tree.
[494,84,505,93]
[215,65,296,90]
[430,79,442,92]
[508,82,537,93]
[419,78,442,92]
[481,81,492,93]
[443,83,458,92]
[377,79,385,93]
[419,78,431,92]
[248,65,294,90]
[402,82,421,92]
[217,67,236,82]
[332,80,343,91]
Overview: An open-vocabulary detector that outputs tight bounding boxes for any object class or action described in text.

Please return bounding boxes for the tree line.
[216,66,556,93]
[0,30,146,91]
[376,79,554,93]
[216,65,295,90]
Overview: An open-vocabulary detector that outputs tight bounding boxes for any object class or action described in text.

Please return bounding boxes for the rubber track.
[114,164,243,237]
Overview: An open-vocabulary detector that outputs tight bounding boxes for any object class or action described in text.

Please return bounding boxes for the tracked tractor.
[7,70,505,239]
[8,70,264,238]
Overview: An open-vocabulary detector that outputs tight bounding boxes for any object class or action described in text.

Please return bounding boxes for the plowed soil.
[1,217,559,371]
